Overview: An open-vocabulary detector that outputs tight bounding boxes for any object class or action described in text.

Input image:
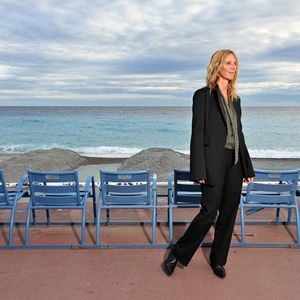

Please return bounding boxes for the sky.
[0,0,299,106]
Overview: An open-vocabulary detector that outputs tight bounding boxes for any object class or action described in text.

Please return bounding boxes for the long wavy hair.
[206,49,239,101]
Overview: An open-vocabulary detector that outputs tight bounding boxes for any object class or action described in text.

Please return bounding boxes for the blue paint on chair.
[25,170,94,247]
[0,170,27,246]
[240,169,300,247]
[167,170,202,243]
[96,170,157,247]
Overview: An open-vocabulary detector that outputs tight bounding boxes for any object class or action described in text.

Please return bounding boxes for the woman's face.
[219,54,237,81]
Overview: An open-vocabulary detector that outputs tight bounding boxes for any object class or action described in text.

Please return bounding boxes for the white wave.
[0,144,32,152]
[178,149,189,155]
[0,144,66,153]
[249,149,300,158]
[74,146,142,158]
[175,149,300,159]
[175,149,300,158]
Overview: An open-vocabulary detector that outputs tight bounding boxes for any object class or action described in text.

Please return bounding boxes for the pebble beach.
[1,147,299,183]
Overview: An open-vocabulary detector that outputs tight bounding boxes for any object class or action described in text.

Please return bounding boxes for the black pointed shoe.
[211,264,226,279]
[161,252,177,276]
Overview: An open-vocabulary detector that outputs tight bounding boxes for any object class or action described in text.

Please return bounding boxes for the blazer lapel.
[214,88,227,125]
[232,98,240,118]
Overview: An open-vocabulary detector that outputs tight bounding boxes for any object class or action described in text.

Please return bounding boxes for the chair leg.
[275,208,280,224]
[81,207,86,246]
[295,206,300,245]
[92,190,96,225]
[25,208,32,246]
[287,208,292,225]
[32,209,36,225]
[8,206,17,246]
[240,206,245,243]
[152,206,157,244]
[46,209,50,225]
[169,206,173,243]
[96,205,101,246]
[106,208,110,225]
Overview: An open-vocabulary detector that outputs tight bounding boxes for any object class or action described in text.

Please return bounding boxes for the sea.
[0,106,299,158]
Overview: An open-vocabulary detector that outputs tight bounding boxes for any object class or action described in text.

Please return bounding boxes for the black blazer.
[190,86,254,185]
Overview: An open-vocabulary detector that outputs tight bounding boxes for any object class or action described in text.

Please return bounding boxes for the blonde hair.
[206,49,239,101]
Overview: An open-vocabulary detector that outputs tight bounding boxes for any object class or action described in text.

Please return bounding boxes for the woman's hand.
[195,179,206,185]
[244,177,254,183]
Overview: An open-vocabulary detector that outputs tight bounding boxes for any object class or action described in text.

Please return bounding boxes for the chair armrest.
[15,174,28,201]
[83,176,95,194]
[152,173,157,205]
[167,173,173,204]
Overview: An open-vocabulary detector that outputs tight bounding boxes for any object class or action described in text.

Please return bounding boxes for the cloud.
[0,0,299,105]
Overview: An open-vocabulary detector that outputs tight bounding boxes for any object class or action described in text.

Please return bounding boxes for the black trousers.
[173,149,243,267]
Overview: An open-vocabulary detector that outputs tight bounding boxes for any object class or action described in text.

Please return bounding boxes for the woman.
[161,49,254,279]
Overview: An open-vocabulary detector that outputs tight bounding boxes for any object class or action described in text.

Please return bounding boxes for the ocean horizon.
[0,106,299,159]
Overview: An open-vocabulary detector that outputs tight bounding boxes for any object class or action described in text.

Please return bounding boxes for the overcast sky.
[0,0,299,106]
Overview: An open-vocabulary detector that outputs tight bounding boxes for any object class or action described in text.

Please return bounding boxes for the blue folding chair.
[96,170,157,248]
[296,170,300,197]
[167,170,202,243]
[0,170,27,247]
[25,170,94,248]
[240,169,300,247]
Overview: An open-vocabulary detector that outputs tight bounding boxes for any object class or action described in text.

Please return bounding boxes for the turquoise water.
[0,106,299,158]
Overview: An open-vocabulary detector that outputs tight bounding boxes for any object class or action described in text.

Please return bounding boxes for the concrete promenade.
[0,203,299,299]
[1,246,299,300]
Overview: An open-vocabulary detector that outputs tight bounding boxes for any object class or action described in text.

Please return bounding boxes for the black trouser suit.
[172,87,254,267]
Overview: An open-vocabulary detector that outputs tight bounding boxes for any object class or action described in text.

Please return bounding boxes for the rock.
[1,148,85,182]
[118,148,189,181]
